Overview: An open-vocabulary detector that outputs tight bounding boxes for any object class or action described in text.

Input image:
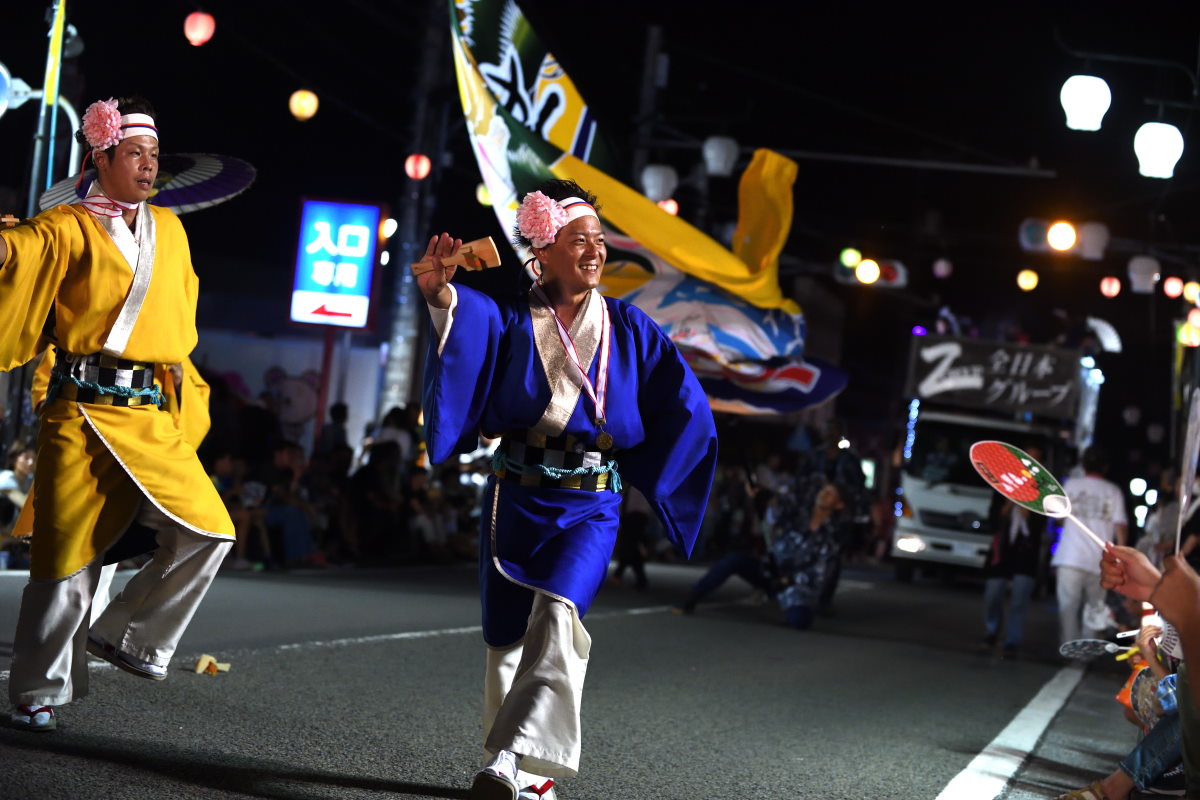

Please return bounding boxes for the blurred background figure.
[0,439,35,569]
[981,484,1043,659]
[609,487,653,591]
[1051,445,1128,647]
[315,401,349,457]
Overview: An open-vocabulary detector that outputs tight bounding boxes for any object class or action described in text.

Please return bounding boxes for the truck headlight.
[895,535,926,554]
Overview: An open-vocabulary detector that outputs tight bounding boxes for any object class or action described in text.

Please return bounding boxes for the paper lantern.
[1078,222,1109,261]
[1165,276,1184,298]
[184,12,215,47]
[289,89,319,121]
[405,153,432,181]
[1100,276,1122,298]
[1134,122,1184,179]
[1127,255,1160,294]
[640,164,678,202]
[1060,75,1111,131]
[1016,269,1038,291]
[702,136,739,177]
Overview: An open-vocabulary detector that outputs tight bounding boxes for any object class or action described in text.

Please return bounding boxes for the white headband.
[559,196,598,224]
[119,113,158,142]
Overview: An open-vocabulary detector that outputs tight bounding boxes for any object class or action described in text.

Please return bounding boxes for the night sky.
[3,0,1200,472]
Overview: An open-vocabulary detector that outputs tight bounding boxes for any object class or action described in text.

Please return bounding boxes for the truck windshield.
[905,419,1031,486]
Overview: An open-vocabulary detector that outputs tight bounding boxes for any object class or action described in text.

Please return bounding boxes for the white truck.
[890,334,1101,581]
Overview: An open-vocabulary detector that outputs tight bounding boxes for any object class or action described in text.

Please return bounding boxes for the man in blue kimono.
[416,180,718,800]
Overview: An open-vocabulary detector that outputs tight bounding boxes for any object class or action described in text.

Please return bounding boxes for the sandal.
[1055,780,1109,800]
[11,704,56,732]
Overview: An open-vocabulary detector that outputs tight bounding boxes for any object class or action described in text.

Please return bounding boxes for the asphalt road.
[0,559,1141,799]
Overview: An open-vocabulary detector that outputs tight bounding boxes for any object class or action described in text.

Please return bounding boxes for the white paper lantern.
[1134,122,1184,178]
[1060,75,1111,131]
[702,136,739,177]
[1078,221,1110,261]
[1127,255,1160,294]
[640,164,678,203]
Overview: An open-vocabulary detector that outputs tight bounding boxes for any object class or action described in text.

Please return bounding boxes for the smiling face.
[533,215,606,298]
[94,134,159,205]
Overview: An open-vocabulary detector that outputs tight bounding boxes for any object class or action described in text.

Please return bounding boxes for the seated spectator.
[348,440,409,562]
[674,480,848,630]
[304,443,356,563]
[255,441,324,568]
[210,450,273,571]
[0,439,35,531]
[0,439,35,566]
[1055,623,1184,799]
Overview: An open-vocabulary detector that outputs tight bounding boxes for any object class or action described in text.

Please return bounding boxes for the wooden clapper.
[410,236,501,275]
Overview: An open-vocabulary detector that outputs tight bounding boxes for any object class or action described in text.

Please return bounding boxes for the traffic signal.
[1017,218,1109,259]
[833,256,908,287]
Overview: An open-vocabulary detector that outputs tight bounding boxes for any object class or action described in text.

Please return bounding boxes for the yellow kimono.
[0,204,234,580]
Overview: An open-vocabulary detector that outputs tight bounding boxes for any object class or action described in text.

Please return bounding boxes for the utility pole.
[378,0,445,418]
[630,25,664,192]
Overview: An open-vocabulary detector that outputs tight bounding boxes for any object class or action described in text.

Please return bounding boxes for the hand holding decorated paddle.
[969,440,1107,550]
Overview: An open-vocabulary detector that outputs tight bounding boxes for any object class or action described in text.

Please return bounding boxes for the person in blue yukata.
[415,178,718,800]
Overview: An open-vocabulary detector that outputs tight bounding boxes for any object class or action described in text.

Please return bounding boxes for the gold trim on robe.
[529,288,601,436]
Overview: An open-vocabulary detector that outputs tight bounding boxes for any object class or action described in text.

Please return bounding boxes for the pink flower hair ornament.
[81,98,122,151]
[516,190,570,249]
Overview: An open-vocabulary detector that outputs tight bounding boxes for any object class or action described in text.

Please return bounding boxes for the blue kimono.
[423,284,718,646]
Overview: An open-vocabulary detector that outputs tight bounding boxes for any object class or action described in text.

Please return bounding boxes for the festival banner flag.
[449,0,846,413]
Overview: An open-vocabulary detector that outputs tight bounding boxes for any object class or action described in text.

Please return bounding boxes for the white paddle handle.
[1065,512,1108,550]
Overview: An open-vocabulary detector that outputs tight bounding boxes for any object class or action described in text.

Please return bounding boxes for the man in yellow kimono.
[0,96,235,731]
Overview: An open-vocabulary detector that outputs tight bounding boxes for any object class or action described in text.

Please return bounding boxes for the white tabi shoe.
[517,771,556,800]
[471,749,521,800]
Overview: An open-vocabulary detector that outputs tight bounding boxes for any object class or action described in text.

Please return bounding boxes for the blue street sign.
[290,199,382,328]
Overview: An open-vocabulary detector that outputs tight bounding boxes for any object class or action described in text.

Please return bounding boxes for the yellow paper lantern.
[289,90,319,121]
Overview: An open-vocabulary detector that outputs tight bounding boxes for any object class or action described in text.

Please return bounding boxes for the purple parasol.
[39,152,256,215]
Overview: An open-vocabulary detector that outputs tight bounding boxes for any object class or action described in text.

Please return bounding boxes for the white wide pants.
[483,592,592,778]
[9,499,232,707]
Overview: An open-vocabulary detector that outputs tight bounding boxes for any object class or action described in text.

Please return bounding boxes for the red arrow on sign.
[311,304,353,318]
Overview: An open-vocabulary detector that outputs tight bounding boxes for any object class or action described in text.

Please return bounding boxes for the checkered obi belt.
[47,351,164,408]
[492,430,621,493]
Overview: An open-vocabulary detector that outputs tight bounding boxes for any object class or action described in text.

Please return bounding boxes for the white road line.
[0,604,674,682]
[934,665,1085,800]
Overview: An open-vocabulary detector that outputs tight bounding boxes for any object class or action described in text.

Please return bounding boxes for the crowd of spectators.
[0,360,883,585]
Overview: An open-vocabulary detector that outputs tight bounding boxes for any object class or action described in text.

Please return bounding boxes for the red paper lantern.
[1164,276,1184,298]
[184,12,215,47]
[1100,276,1121,298]
[405,153,432,181]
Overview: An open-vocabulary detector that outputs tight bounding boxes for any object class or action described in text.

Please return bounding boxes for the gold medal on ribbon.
[596,430,614,450]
